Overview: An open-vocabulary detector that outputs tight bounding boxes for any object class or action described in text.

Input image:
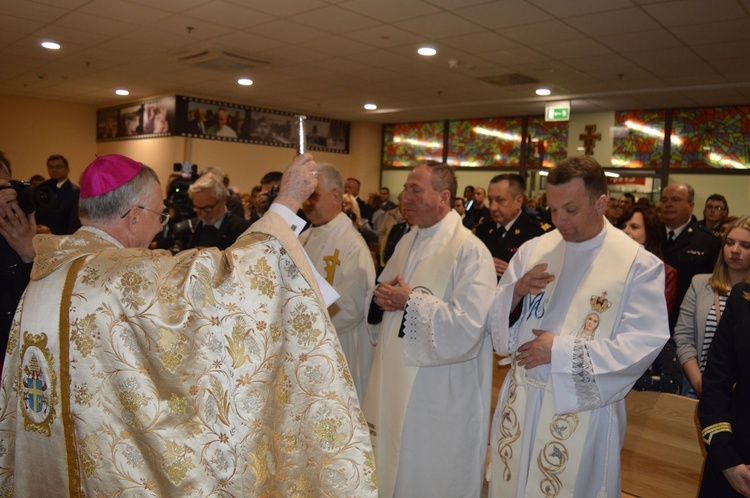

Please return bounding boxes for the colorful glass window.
[611,110,668,168]
[671,106,750,169]
[382,121,444,167]
[446,117,523,167]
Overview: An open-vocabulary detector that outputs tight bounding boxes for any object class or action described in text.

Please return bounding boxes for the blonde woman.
[674,216,750,397]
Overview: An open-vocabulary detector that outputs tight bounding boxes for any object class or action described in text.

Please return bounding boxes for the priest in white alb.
[363,161,496,497]
[300,162,376,397]
[487,156,670,498]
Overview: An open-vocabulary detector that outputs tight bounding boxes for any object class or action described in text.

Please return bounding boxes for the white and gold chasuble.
[0,212,377,497]
[299,211,377,398]
[488,222,669,498]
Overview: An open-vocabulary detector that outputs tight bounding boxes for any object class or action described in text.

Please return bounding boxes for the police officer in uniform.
[475,174,551,280]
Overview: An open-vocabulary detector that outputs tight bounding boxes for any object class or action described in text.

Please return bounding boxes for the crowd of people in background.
[1,150,749,496]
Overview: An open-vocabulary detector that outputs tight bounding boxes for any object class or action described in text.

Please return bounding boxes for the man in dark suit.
[178,173,250,250]
[344,177,373,222]
[35,154,80,234]
[379,187,396,212]
[660,183,721,328]
[475,174,551,280]
[697,193,728,235]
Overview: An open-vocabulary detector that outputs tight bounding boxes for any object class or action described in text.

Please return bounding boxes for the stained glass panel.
[446,117,523,167]
[611,110,668,168]
[527,117,568,168]
[671,106,750,169]
[382,121,444,167]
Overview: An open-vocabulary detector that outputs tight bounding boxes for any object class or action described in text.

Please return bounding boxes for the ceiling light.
[237,78,253,86]
[364,103,377,110]
[41,41,60,50]
[536,88,551,96]
[115,89,129,96]
[418,47,437,57]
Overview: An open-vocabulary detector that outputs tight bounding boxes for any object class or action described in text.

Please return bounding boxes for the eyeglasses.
[121,205,170,226]
[705,205,726,212]
[192,202,218,214]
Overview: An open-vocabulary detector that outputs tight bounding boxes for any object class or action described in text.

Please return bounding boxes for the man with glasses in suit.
[182,173,250,250]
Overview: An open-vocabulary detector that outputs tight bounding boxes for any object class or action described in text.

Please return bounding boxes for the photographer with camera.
[0,151,36,360]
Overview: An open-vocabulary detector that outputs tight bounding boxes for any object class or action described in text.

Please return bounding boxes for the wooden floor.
[489,354,704,498]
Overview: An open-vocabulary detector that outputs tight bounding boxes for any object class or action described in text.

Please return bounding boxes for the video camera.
[0,179,60,214]
[167,162,199,222]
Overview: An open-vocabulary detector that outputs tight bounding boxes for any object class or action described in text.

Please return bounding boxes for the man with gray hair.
[0,153,376,497]
[183,172,250,250]
[660,182,721,327]
[300,163,376,397]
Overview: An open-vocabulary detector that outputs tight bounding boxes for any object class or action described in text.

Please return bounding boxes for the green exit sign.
[546,107,569,121]
[545,101,571,122]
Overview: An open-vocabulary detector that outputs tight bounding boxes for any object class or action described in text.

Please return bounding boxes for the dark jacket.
[34,179,80,235]
[662,220,721,329]
[474,211,552,268]
[698,282,750,497]
[181,213,251,251]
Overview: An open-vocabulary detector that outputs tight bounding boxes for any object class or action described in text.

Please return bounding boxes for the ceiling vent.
[477,73,539,87]
[177,48,270,73]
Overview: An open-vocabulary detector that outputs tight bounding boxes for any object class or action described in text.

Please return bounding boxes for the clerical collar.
[415,211,449,238]
[567,221,608,251]
[665,221,690,239]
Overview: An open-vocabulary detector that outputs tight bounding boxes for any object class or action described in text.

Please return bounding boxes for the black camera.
[167,162,199,223]
[1,179,59,214]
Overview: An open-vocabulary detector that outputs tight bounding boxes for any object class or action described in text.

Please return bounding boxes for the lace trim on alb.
[402,293,438,365]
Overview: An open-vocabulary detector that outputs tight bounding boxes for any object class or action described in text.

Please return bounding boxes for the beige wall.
[1,94,384,195]
[0,94,96,181]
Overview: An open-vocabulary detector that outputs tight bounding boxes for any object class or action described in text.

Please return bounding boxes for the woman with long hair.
[674,216,750,398]
[619,206,681,393]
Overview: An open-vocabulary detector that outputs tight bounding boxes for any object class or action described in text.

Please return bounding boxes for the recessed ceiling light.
[115,89,129,96]
[364,103,377,110]
[418,47,437,57]
[536,88,552,96]
[237,78,253,86]
[41,41,60,50]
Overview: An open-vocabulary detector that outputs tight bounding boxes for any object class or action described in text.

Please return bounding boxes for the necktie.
[497,226,506,238]
[667,230,675,242]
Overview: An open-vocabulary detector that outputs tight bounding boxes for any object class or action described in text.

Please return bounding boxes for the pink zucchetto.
[80,154,143,199]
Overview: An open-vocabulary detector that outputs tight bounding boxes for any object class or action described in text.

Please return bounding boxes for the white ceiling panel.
[0,0,747,123]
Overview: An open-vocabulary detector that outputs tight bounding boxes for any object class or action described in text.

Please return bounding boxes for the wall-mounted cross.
[579,125,602,155]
